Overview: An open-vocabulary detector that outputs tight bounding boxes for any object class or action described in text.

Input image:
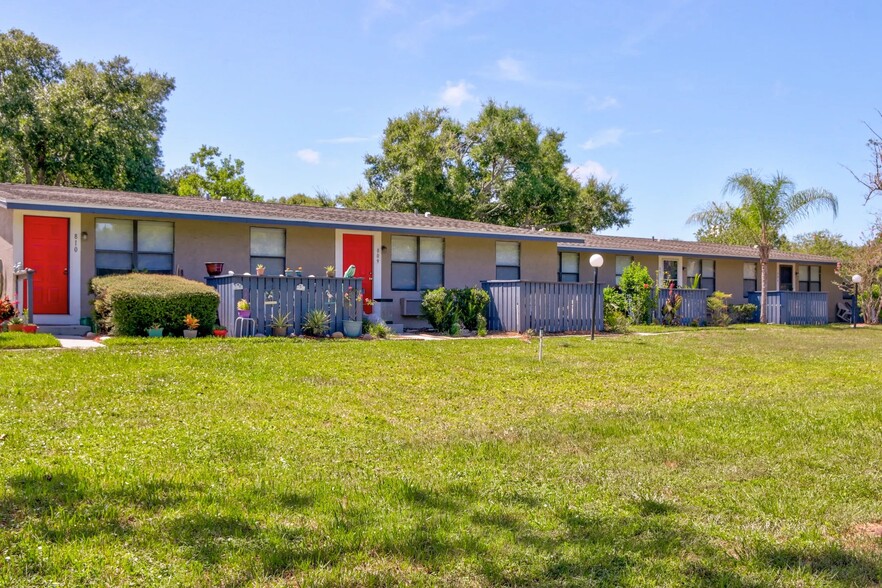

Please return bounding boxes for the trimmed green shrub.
[421,286,490,334]
[421,287,457,333]
[452,287,490,331]
[91,274,219,336]
[731,303,758,324]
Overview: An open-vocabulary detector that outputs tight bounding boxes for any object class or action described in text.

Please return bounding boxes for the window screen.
[496,241,520,280]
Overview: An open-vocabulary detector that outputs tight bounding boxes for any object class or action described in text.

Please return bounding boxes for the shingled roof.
[558,233,838,264]
[0,184,581,242]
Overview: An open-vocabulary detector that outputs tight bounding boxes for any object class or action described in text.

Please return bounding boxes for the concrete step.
[38,324,91,337]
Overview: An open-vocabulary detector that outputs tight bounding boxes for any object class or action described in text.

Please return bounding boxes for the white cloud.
[496,57,528,82]
[581,128,624,150]
[439,80,476,108]
[585,95,620,111]
[318,136,373,144]
[568,160,614,183]
[296,148,321,165]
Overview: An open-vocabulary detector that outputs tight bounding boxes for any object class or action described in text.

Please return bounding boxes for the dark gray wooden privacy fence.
[747,291,828,325]
[657,288,709,325]
[481,280,604,333]
[206,275,363,336]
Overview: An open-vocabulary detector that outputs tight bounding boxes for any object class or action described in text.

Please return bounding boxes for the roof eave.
[6,199,578,243]
[556,242,837,264]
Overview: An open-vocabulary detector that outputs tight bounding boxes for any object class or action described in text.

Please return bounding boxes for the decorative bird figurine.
[343,264,356,278]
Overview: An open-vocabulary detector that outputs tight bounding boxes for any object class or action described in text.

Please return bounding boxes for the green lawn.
[0,332,59,350]
[1,326,881,586]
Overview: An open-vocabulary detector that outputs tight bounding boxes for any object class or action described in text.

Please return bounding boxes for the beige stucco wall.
[571,249,839,321]
[0,208,12,300]
[381,235,560,327]
[78,214,337,317]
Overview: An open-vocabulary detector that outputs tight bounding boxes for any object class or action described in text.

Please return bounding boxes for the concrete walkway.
[56,336,105,349]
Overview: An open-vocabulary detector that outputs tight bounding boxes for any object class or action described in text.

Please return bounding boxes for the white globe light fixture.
[851,275,862,328]
[589,254,604,340]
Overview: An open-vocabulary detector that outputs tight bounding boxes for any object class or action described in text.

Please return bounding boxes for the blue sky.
[10,1,882,242]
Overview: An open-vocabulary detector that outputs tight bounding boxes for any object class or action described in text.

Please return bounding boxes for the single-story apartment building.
[557,234,841,322]
[0,183,842,330]
[0,184,579,329]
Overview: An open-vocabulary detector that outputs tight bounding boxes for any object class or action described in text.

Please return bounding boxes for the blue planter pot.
[342,320,361,338]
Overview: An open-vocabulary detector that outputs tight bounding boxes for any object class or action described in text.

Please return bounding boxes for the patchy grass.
[0,332,60,350]
[1,326,881,586]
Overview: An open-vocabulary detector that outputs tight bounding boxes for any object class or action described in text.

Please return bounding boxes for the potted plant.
[255,264,266,277]
[147,323,164,338]
[0,295,15,323]
[284,267,295,277]
[23,323,38,334]
[237,299,251,318]
[205,262,224,276]
[270,312,292,337]
[183,314,200,338]
[325,265,336,278]
[302,309,330,337]
[342,287,366,338]
[8,314,24,333]
[295,266,303,277]
[213,324,228,338]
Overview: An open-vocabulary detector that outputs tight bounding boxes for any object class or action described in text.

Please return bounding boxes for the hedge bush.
[421,286,490,334]
[91,274,220,336]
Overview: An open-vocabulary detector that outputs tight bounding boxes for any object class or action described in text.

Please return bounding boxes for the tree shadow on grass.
[5,469,882,585]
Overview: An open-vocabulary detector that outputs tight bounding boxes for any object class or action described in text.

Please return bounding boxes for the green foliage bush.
[730,303,758,324]
[619,262,655,324]
[603,286,631,333]
[421,286,489,334]
[90,274,219,336]
[707,291,732,327]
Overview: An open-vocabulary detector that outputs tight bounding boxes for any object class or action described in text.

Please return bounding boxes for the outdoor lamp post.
[589,254,604,340]
[852,274,863,328]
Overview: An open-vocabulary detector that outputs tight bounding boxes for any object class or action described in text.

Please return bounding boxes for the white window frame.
[658,256,684,287]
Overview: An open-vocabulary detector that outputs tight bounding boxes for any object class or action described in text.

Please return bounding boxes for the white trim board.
[12,210,82,325]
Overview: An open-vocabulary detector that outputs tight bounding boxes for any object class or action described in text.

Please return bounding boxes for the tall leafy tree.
[169,145,261,201]
[351,101,631,232]
[273,192,335,207]
[784,230,854,261]
[0,29,174,191]
[688,171,838,323]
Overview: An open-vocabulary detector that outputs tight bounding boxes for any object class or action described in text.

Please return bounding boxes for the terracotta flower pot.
[256,267,266,276]
[205,262,224,276]
[9,324,24,332]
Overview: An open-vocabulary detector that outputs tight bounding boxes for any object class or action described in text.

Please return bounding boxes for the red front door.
[23,216,69,315]
[342,233,374,314]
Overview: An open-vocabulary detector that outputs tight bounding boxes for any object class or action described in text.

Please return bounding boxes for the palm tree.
[689,171,838,323]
